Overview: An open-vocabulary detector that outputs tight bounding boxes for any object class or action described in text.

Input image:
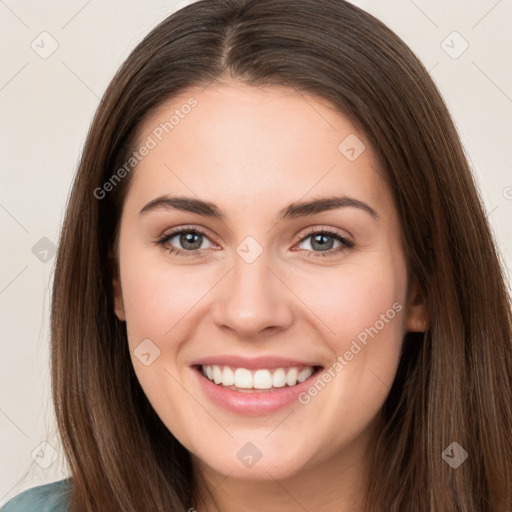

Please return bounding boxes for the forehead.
[125,81,391,220]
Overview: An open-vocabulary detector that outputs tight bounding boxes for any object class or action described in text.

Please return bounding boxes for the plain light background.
[1,0,511,505]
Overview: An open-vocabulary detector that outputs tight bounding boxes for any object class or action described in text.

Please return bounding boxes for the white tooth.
[285,367,298,386]
[253,369,273,389]
[212,365,222,384]
[234,368,253,388]
[297,367,314,383]
[272,368,287,388]
[222,366,235,386]
[204,364,314,388]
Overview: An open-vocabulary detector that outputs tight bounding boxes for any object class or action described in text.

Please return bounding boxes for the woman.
[3,0,511,510]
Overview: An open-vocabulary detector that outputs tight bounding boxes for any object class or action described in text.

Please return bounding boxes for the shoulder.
[1,479,71,512]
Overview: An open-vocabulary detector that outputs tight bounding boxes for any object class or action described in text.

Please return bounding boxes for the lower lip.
[192,366,322,416]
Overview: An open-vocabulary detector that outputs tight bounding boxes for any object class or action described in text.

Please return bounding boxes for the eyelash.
[155,225,355,259]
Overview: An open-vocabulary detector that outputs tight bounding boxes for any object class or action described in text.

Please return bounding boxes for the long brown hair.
[50,0,512,510]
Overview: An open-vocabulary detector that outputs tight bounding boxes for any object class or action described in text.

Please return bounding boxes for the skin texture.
[112,80,427,511]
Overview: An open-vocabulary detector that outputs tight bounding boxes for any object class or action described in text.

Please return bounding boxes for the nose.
[211,249,294,338]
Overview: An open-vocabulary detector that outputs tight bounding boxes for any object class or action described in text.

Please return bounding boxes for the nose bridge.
[232,239,272,295]
[211,236,293,336]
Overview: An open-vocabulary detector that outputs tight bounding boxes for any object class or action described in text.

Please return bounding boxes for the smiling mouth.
[195,364,323,393]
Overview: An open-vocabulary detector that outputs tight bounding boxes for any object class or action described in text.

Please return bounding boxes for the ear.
[404,278,428,332]
[110,250,126,322]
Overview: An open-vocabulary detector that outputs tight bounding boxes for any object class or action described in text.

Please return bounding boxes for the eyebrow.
[139,195,379,221]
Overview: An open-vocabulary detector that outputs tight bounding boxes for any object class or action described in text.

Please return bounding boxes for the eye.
[155,226,214,258]
[295,227,354,258]
[155,226,354,259]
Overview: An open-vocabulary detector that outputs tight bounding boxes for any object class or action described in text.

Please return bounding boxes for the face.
[112,80,426,484]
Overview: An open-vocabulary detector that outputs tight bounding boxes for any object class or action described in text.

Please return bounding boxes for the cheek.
[118,252,207,426]
[295,260,406,348]
[292,259,407,416]
[120,254,211,343]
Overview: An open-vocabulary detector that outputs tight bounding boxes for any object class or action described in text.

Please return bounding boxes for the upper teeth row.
[202,365,315,389]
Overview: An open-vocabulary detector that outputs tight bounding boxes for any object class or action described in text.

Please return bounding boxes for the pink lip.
[190,355,320,370]
[191,365,322,416]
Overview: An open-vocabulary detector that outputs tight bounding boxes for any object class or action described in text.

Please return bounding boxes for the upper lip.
[191,355,323,370]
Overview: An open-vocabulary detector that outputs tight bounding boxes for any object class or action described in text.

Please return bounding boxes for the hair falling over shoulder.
[50,1,512,510]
